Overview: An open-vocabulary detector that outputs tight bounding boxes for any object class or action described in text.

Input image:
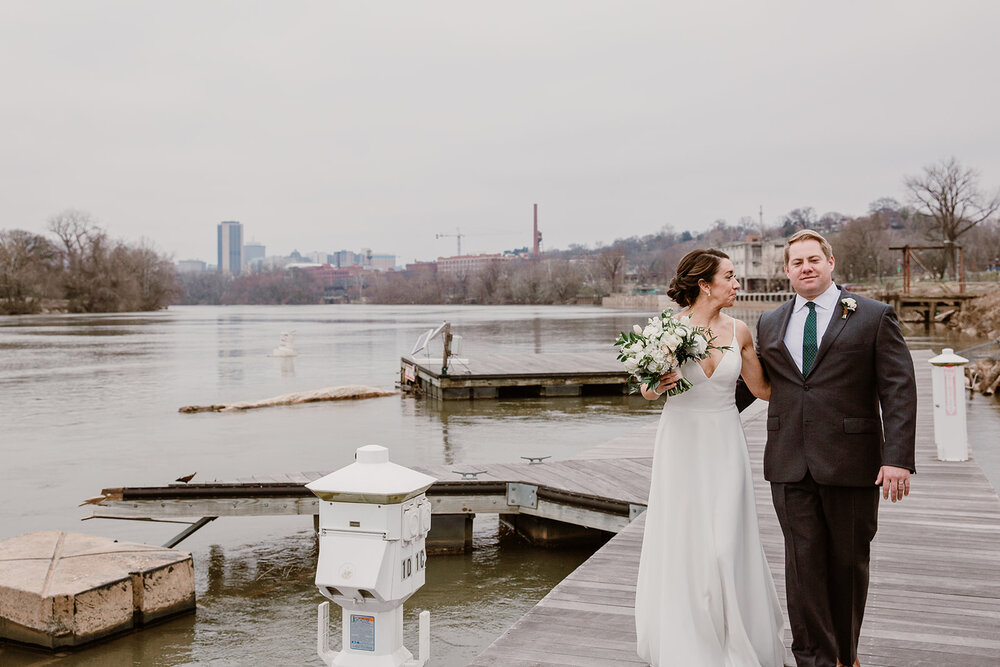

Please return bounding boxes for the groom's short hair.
[784,229,833,265]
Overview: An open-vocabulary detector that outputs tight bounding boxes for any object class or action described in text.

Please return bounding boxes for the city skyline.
[2,3,998,265]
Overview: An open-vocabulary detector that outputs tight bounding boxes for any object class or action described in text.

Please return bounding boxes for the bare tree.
[508,262,545,303]
[48,210,114,311]
[472,260,503,303]
[545,259,584,303]
[48,209,177,312]
[780,207,817,236]
[832,216,890,283]
[905,157,1000,243]
[817,211,847,232]
[0,230,61,313]
[597,248,626,293]
[962,220,1000,272]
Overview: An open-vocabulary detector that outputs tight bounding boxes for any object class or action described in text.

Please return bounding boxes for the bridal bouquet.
[614,309,726,396]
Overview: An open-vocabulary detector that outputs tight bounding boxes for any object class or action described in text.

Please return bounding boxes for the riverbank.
[949,291,1000,395]
[953,289,1000,339]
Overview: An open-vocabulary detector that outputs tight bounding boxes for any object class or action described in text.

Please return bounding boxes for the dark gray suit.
[756,288,916,667]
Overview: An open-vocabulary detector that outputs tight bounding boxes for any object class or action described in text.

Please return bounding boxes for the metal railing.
[956,338,1000,360]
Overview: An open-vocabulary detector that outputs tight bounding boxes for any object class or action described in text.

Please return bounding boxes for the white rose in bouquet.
[660,332,682,352]
[691,334,708,356]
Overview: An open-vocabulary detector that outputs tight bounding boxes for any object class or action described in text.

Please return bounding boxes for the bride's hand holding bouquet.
[614,308,727,397]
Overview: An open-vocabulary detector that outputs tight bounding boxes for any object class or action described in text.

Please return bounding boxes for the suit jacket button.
[803,385,810,391]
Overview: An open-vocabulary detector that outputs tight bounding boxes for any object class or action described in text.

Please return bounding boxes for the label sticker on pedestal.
[350,614,375,651]
[944,366,958,416]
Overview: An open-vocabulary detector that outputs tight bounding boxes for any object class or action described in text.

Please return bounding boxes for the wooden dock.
[469,349,1000,666]
[399,352,628,399]
[85,349,1000,665]
[879,292,979,324]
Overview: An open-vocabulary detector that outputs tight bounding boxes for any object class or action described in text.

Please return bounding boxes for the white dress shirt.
[783,282,842,373]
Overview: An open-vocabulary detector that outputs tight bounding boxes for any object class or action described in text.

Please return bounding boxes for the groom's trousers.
[771,471,879,667]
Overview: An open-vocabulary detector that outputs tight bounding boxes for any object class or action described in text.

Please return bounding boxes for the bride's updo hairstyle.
[666,249,730,308]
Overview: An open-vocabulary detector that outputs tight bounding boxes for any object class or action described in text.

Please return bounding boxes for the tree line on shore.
[0,210,177,315]
[2,158,998,314]
[175,269,324,305]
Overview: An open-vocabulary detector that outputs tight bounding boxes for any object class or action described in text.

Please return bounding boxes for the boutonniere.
[840,297,857,319]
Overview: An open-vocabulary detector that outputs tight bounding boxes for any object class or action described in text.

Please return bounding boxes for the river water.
[1,305,998,666]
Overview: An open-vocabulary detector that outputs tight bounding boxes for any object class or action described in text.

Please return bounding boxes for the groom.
[743,230,917,667]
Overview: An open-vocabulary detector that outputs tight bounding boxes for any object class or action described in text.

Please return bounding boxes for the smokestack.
[533,204,540,259]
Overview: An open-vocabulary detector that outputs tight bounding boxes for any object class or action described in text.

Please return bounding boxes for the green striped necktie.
[802,301,817,375]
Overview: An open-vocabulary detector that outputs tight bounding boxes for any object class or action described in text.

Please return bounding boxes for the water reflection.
[410,394,658,466]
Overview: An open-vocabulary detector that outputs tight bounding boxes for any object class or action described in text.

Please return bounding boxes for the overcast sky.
[2,1,998,265]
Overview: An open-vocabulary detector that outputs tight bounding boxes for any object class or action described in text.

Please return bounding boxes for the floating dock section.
[400,352,628,399]
[0,531,194,649]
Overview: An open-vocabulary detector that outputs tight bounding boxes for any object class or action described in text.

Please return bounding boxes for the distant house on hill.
[720,235,790,292]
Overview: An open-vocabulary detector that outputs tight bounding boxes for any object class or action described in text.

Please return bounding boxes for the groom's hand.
[876,465,911,502]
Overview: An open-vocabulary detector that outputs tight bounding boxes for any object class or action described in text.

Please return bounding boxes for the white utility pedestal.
[928,348,970,461]
[307,445,435,667]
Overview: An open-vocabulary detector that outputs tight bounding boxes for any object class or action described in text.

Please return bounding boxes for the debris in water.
[179,385,397,413]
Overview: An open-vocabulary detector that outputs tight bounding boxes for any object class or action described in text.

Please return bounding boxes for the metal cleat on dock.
[452,470,487,480]
[520,456,550,465]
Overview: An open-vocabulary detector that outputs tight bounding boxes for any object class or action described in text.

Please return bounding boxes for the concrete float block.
[0,531,195,649]
[426,514,474,554]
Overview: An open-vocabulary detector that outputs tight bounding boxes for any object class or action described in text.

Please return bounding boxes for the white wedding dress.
[635,320,785,666]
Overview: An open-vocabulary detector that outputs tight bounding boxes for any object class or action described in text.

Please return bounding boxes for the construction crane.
[435,228,465,256]
[436,209,541,257]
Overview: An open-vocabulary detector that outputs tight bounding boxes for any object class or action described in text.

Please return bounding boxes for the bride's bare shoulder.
[731,317,753,346]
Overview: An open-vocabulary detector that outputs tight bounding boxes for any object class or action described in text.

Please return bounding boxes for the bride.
[634,248,785,666]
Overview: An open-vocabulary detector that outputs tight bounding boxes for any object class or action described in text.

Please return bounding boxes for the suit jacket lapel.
[773,299,800,375]
[808,287,850,376]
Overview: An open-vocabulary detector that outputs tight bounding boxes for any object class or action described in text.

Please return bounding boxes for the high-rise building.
[244,241,266,271]
[217,221,244,275]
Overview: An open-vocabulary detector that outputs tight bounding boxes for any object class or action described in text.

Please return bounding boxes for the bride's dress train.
[635,322,784,666]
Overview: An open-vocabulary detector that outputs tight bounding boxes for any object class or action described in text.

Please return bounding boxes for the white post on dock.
[307,445,435,667]
[928,348,970,461]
